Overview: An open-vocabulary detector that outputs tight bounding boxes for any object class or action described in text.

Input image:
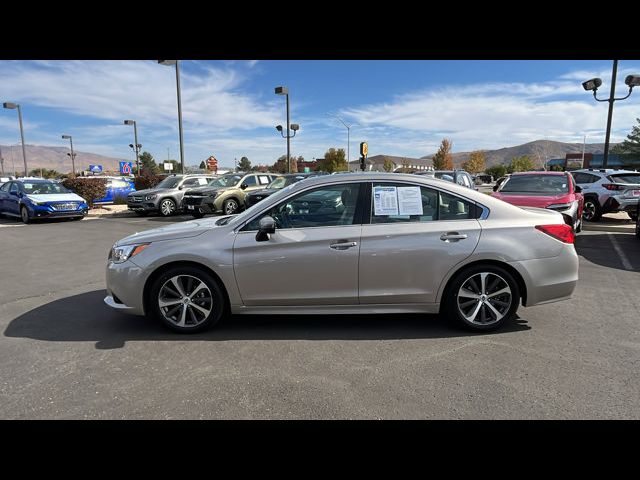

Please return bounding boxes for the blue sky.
[1,60,640,169]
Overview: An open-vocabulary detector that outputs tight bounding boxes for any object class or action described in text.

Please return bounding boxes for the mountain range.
[0,140,612,175]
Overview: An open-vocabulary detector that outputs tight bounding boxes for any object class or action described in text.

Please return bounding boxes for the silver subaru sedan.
[104,172,579,333]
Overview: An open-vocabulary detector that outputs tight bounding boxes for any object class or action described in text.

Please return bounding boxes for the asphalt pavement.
[1,213,639,419]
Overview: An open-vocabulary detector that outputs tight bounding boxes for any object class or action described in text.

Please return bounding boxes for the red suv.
[491,171,584,232]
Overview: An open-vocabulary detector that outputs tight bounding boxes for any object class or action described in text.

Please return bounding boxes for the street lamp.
[581,60,640,168]
[61,135,76,175]
[275,86,299,173]
[3,102,28,176]
[327,113,358,171]
[158,60,185,174]
[123,120,141,175]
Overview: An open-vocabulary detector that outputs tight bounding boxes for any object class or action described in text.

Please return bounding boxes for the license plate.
[187,205,194,210]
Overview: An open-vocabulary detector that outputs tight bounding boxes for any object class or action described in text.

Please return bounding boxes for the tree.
[271,155,288,174]
[238,156,251,171]
[432,138,454,170]
[383,156,394,172]
[508,155,536,173]
[61,177,107,207]
[613,117,640,155]
[138,151,159,174]
[317,148,347,173]
[199,161,206,169]
[462,151,486,174]
[485,164,508,179]
[29,168,61,179]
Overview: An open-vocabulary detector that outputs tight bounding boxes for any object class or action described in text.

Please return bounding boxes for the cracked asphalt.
[1,214,639,419]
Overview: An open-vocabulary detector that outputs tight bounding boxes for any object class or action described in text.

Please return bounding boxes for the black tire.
[582,197,602,222]
[223,198,240,215]
[443,264,520,332]
[191,211,205,219]
[72,216,83,221]
[20,206,30,224]
[629,212,638,222]
[135,211,149,217]
[148,266,226,333]
[158,198,177,217]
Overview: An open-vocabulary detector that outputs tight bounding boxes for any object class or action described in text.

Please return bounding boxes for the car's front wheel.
[159,199,177,217]
[149,266,225,333]
[582,198,602,222]
[20,206,30,224]
[443,265,520,332]
[223,198,239,215]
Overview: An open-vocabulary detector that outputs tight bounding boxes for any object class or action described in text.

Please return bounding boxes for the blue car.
[0,178,89,224]
[94,176,136,204]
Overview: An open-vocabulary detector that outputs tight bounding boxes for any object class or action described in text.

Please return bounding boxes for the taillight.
[602,183,624,191]
[535,224,575,244]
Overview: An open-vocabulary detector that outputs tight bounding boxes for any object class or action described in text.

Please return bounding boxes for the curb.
[582,224,636,234]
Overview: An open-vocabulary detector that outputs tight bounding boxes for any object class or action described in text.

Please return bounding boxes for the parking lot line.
[607,233,634,271]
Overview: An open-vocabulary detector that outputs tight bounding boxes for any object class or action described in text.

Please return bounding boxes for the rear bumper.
[508,245,579,307]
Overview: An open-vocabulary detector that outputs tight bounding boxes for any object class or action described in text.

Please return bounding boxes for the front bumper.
[104,260,147,316]
[183,196,217,214]
[29,203,88,218]
[127,200,159,212]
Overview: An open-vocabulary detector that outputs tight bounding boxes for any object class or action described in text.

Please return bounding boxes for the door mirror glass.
[256,215,276,241]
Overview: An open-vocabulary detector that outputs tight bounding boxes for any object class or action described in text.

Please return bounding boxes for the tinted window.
[22,182,70,194]
[156,177,182,189]
[0,182,10,192]
[243,176,257,187]
[499,175,569,194]
[243,183,361,230]
[371,183,439,223]
[182,178,201,187]
[572,172,598,184]
[610,173,640,184]
[10,183,19,193]
[209,175,242,188]
[439,191,474,220]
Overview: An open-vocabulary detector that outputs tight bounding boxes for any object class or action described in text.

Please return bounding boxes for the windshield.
[155,176,182,189]
[208,175,242,188]
[610,173,640,184]
[23,182,70,194]
[499,175,569,194]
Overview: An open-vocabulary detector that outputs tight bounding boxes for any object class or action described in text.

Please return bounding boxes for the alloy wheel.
[157,275,213,328]
[583,200,596,221]
[457,272,512,326]
[160,199,176,216]
[224,199,238,215]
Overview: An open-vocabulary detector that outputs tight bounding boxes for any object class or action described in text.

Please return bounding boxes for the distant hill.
[420,140,609,168]
[0,144,126,174]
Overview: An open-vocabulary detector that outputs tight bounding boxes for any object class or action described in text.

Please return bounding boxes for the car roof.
[510,171,566,176]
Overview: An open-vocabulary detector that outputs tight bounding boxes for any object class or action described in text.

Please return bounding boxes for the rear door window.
[609,173,640,184]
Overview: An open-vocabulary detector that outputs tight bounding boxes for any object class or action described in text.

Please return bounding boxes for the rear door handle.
[330,241,358,250]
[440,232,468,242]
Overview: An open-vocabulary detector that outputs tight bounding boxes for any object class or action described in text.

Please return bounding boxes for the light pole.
[581,61,640,168]
[123,120,141,175]
[3,102,27,176]
[275,86,301,173]
[61,135,76,175]
[158,60,185,174]
[327,113,358,171]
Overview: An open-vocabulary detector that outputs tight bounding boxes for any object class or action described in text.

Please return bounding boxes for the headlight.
[206,191,218,198]
[546,203,572,211]
[145,194,157,201]
[110,243,150,264]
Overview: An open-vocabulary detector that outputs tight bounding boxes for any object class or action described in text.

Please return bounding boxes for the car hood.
[492,192,573,208]
[27,193,86,203]
[184,186,230,195]
[248,188,276,196]
[116,217,222,246]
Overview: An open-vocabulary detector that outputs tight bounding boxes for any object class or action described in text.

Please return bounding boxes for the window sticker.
[373,186,399,215]
[397,186,423,216]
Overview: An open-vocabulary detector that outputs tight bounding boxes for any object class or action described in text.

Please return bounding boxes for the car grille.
[130,197,144,203]
[52,202,78,211]
[184,196,204,206]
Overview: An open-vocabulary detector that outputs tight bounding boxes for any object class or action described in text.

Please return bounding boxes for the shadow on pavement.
[4,290,531,350]
[575,231,640,271]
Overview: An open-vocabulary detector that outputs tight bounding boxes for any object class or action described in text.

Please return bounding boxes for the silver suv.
[127,174,215,216]
[571,169,640,221]
[416,169,478,190]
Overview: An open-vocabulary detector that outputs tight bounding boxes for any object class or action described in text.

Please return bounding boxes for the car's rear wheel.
[443,265,520,332]
[20,206,30,224]
[159,199,177,217]
[149,266,225,333]
[223,198,239,215]
[582,198,601,222]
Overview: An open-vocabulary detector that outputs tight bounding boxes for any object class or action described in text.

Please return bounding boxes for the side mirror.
[255,215,276,242]
[574,185,582,193]
[492,184,499,192]
[178,185,184,190]
[240,183,248,190]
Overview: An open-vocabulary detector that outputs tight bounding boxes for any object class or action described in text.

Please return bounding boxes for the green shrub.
[134,173,165,191]
[62,177,107,207]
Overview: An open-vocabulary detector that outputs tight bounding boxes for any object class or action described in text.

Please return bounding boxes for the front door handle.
[330,241,358,250]
[440,232,468,242]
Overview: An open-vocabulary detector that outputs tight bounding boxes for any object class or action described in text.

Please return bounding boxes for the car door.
[0,182,11,213]
[233,182,364,306]
[358,181,481,305]
[6,182,22,216]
